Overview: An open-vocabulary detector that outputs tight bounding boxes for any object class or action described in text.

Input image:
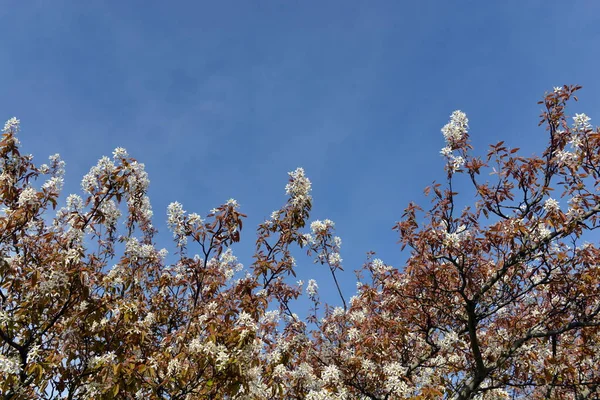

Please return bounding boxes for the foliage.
[1,86,599,399]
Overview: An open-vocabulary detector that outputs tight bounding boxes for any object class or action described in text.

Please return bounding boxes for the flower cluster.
[440,110,469,172]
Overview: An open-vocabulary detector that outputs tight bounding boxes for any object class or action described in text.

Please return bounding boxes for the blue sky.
[1,1,599,310]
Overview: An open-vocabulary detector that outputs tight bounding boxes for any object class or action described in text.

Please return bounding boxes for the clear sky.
[1,1,599,309]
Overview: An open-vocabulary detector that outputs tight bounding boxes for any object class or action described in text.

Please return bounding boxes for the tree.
[0,85,599,399]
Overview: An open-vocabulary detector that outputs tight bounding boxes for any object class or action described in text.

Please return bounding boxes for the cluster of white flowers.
[543,197,560,214]
[226,198,239,208]
[566,196,584,221]
[371,258,393,275]
[442,224,469,247]
[0,354,21,375]
[166,358,183,376]
[555,149,576,166]
[285,167,312,208]
[89,351,116,368]
[81,156,116,193]
[112,147,128,159]
[321,364,341,384]
[441,110,469,146]
[259,310,280,325]
[3,117,20,134]
[42,176,64,193]
[440,147,466,172]
[167,201,187,246]
[218,248,243,281]
[383,362,409,395]
[38,269,68,295]
[236,311,257,330]
[66,194,83,211]
[125,160,153,223]
[18,187,38,206]
[306,279,319,299]
[440,111,469,172]
[531,223,551,241]
[310,219,334,234]
[573,113,592,131]
[125,237,156,260]
[98,199,121,229]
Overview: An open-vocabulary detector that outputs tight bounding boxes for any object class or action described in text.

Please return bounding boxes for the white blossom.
[321,364,341,384]
[543,198,560,214]
[18,187,37,206]
[226,198,239,208]
[285,167,312,208]
[0,355,21,375]
[306,279,319,298]
[112,147,128,159]
[441,110,469,146]
[3,117,20,133]
[573,113,591,131]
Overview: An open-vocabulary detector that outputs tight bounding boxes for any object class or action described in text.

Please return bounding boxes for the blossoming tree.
[1,85,599,399]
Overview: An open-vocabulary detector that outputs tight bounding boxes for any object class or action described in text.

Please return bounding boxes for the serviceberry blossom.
[0,355,21,375]
[553,86,562,93]
[49,154,66,177]
[543,198,560,214]
[442,224,469,247]
[226,198,239,208]
[167,201,187,246]
[81,156,116,193]
[112,147,128,159]
[451,155,465,172]
[573,113,591,131]
[328,252,342,267]
[306,279,318,298]
[18,187,37,206]
[321,364,341,384]
[440,146,453,157]
[285,167,312,207]
[3,117,20,133]
[42,176,64,193]
[441,110,469,147]
[66,194,83,211]
[310,219,334,235]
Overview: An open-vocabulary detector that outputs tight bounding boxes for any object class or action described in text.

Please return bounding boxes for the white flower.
[441,110,469,146]
[451,155,465,171]
[543,198,560,213]
[66,194,83,211]
[311,220,327,234]
[573,113,591,131]
[285,167,312,208]
[383,362,409,394]
[328,252,342,266]
[553,86,562,93]
[112,147,128,159]
[216,349,229,369]
[440,146,453,157]
[321,364,341,384]
[18,187,37,206]
[0,355,21,375]
[167,358,182,376]
[167,201,187,245]
[3,117,20,133]
[42,176,64,193]
[306,279,319,298]
[226,198,239,208]
[372,258,392,275]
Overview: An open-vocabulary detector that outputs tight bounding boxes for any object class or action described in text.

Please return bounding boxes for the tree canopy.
[1,86,599,399]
